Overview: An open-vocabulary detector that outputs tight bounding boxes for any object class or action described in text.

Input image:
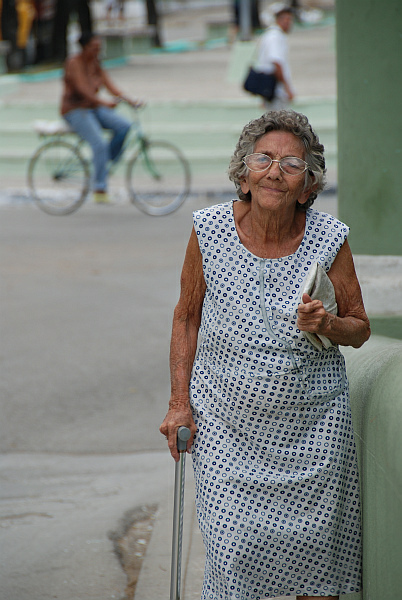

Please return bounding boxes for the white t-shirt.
[254,25,293,102]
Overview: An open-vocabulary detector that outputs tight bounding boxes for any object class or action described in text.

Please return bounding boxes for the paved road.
[1,201,198,455]
[0,192,335,600]
[5,193,402,600]
[0,198,198,599]
[2,195,401,600]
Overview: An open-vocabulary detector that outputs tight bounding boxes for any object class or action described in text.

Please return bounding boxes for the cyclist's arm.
[101,70,124,98]
[101,70,144,108]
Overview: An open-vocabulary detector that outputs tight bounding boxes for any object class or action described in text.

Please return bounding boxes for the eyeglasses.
[243,153,308,176]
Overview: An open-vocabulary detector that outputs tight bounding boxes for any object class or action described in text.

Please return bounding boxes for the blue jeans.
[63,107,131,192]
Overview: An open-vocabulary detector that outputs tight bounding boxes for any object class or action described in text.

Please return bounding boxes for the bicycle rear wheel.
[28,140,90,215]
[126,140,191,216]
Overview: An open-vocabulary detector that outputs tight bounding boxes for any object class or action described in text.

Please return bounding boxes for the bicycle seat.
[33,120,73,136]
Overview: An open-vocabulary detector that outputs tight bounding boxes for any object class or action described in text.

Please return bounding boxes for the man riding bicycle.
[61,31,142,203]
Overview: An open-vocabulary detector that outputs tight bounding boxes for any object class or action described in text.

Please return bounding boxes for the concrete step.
[0,97,337,187]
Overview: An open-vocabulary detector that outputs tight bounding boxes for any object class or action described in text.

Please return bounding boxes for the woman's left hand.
[298,242,370,349]
[297,293,330,335]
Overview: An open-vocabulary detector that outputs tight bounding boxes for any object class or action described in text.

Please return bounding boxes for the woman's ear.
[240,177,249,195]
[299,175,318,205]
[298,188,311,205]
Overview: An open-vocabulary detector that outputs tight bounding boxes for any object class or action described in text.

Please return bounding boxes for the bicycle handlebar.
[116,97,145,111]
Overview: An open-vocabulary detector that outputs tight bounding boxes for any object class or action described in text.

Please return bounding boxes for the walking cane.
[170,426,191,600]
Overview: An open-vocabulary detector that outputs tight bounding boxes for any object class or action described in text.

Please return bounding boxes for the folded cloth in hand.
[301,263,338,351]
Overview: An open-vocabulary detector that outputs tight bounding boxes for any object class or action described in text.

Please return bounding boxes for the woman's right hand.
[159,402,196,462]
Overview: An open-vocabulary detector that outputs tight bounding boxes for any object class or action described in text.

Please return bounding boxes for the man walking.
[254,3,295,109]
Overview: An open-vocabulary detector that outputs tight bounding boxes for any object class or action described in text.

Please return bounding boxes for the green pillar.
[336,0,402,255]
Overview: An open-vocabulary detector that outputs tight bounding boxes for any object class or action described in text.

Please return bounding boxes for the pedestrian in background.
[105,0,125,22]
[231,0,261,38]
[51,0,92,62]
[33,0,56,63]
[0,0,18,70]
[254,2,295,109]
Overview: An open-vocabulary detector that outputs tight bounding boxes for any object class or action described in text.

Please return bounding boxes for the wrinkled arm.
[297,240,371,348]
[160,227,206,460]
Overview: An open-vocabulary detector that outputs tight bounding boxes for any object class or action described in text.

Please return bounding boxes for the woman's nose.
[266,159,282,178]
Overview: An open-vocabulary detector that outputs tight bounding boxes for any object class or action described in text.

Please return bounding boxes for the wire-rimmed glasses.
[243,153,308,176]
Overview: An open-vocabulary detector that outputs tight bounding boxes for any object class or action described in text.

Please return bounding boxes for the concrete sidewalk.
[134,465,295,600]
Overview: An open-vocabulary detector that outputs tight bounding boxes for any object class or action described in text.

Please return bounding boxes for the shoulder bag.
[243,66,277,102]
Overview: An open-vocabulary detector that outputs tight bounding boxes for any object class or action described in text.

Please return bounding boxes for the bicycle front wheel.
[127,140,191,216]
[28,140,90,215]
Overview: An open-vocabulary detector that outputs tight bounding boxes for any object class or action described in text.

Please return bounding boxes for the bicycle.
[27,103,191,216]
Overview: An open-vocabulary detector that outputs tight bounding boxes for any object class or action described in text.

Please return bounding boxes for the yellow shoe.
[93,191,111,204]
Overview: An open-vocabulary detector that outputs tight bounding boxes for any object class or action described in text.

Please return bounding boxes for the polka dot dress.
[190,201,362,599]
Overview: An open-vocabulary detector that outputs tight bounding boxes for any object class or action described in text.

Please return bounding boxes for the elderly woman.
[160,110,370,600]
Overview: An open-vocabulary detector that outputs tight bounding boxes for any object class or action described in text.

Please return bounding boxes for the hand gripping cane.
[170,426,191,600]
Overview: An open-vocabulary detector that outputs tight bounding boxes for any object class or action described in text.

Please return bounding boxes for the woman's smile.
[260,182,286,193]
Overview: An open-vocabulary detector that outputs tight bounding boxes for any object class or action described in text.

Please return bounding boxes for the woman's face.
[240,130,312,213]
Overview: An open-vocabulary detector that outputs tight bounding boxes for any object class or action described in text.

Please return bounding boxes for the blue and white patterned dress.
[190,201,361,599]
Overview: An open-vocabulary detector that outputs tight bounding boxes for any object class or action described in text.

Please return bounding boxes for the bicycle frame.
[107,108,165,181]
[107,110,144,177]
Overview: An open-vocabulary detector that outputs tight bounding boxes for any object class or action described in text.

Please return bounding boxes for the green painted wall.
[336,0,402,255]
[342,336,402,600]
